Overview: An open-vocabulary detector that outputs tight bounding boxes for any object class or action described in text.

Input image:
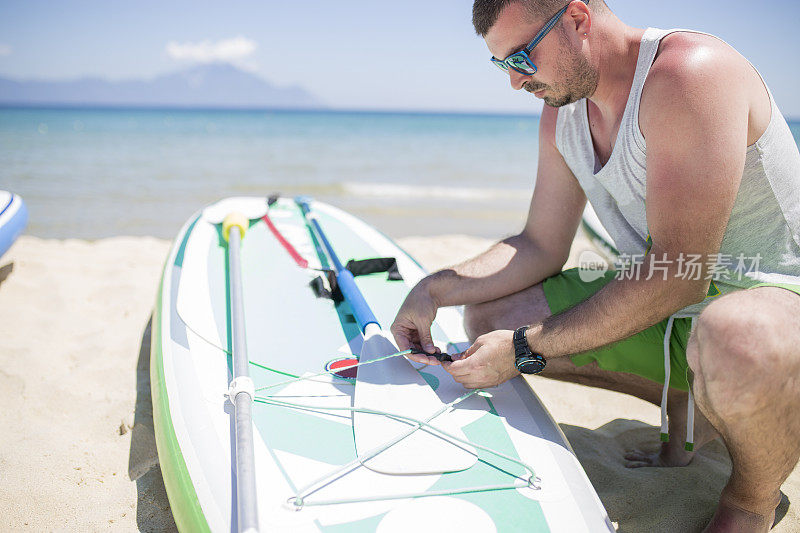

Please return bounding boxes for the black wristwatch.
[513,326,546,374]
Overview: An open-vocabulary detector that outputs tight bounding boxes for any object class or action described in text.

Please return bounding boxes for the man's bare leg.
[463,282,719,466]
[687,287,800,532]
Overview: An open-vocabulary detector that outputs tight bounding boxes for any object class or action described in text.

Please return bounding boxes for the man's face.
[484,1,598,107]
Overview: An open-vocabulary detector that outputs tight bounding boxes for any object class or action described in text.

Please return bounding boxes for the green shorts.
[542,268,800,392]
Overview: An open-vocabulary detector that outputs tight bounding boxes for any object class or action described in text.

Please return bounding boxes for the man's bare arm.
[391,104,586,352]
[525,37,750,358]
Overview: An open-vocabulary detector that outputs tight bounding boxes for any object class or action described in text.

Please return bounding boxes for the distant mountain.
[0,63,324,109]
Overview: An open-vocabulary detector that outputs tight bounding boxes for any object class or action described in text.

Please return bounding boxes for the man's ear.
[566,0,591,38]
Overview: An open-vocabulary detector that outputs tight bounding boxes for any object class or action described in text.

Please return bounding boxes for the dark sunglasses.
[490,0,586,76]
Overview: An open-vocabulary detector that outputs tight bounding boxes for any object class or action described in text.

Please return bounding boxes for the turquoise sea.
[2,107,799,240]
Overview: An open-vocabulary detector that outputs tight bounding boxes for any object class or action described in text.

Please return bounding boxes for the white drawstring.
[660,316,675,443]
[661,315,696,450]
[685,317,697,451]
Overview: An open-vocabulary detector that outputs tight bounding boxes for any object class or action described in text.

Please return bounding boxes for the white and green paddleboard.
[582,204,619,261]
[152,196,613,532]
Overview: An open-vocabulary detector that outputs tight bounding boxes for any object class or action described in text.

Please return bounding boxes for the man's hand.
[408,330,520,389]
[390,281,439,354]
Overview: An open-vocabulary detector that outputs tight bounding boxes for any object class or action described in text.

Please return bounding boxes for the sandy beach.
[0,230,798,532]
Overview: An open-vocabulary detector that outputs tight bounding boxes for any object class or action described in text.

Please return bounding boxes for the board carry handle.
[295,197,379,332]
[222,212,260,533]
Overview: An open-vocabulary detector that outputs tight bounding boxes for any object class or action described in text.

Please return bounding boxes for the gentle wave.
[226,181,532,202]
[4,107,796,239]
[341,182,529,201]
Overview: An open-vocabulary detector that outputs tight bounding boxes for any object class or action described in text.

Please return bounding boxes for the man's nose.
[509,69,531,90]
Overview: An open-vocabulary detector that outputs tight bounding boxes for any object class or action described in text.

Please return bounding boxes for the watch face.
[516,357,546,375]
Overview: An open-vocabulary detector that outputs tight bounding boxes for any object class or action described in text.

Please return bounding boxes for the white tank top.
[555,27,800,316]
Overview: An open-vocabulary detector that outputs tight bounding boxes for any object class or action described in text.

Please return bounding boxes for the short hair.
[472,0,606,36]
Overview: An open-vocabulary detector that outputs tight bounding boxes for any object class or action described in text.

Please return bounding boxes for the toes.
[624,460,652,469]
[624,451,647,461]
[623,450,655,468]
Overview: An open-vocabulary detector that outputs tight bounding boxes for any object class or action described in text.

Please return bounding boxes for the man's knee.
[689,291,795,414]
[462,283,551,342]
[463,302,494,341]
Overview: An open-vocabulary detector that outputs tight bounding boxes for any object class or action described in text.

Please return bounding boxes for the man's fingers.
[390,323,411,351]
[405,352,442,366]
[457,342,479,359]
[445,353,475,373]
[394,336,411,352]
[392,322,425,353]
[439,361,490,389]
[442,359,471,376]
[416,323,436,354]
[448,373,483,389]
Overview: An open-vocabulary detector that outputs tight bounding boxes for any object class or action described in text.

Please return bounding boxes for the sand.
[0,231,798,532]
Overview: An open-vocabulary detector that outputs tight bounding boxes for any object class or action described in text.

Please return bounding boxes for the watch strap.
[513,325,530,351]
[513,325,546,374]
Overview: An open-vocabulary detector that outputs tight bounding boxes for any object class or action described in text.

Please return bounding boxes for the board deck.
[582,204,618,261]
[352,325,478,475]
[152,196,614,532]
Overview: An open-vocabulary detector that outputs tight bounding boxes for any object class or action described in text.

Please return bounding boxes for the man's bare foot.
[701,492,779,533]
[624,440,695,467]
[624,393,720,468]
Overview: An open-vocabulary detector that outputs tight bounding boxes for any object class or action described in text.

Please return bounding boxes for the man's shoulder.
[640,31,753,136]
[651,31,744,78]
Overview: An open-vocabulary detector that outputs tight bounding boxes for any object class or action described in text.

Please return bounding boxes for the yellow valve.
[222,212,249,242]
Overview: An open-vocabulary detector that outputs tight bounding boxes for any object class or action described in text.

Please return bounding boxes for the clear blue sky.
[1,0,798,117]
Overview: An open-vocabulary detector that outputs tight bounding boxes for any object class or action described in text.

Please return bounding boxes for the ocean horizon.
[2,106,799,241]
[0,104,542,119]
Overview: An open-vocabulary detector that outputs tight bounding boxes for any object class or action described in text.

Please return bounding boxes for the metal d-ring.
[286,496,304,511]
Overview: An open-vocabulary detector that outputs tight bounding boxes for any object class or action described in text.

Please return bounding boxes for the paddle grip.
[296,197,379,332]
[335,269,379,332]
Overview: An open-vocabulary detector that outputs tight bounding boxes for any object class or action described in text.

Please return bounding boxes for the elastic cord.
[258,392,540,509]
[248,348,542,509]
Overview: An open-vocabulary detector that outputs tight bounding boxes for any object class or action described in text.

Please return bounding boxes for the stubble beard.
[523,42,598,108]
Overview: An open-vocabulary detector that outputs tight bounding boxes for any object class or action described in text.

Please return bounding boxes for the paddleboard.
[581,204,618,261]
[152,196,613,532]
[0,191,28,259]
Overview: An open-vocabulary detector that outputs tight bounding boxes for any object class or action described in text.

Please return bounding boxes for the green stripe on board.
[427,411,549,531]
[173,215,200,268]
[252,399,357,465]
[150,272,212,533]
[223,230,233,372]
[582,219,620,258]
[296,201,367,349]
